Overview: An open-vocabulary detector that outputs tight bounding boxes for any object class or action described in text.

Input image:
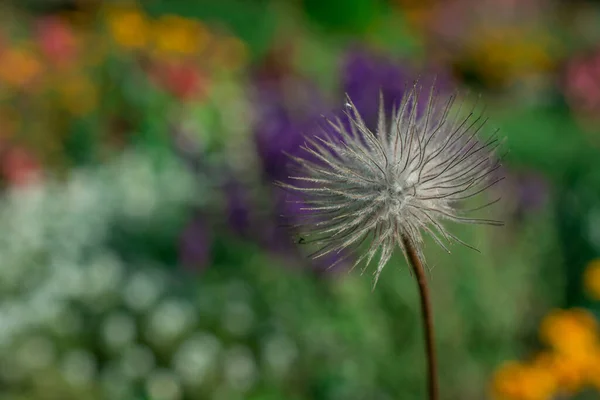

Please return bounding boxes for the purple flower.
[252,73,331,182]
[341,47,454,129]
[224,180,251,235]
[342,48,411,125]
[253,103,301,181]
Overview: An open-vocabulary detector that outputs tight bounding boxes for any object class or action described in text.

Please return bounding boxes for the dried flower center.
[382,183,410,209]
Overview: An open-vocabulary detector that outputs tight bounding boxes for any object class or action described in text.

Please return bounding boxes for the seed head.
[277,82,504,286]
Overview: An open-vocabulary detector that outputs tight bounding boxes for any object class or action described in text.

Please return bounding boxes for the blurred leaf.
[63,116,99,166]
[495,105,588,180]
[556,163,600,308]
[301,0,385,34]
[365,10,423,58]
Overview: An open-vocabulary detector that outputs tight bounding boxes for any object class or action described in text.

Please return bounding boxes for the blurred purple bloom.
[342,49,411,125]
[255,189,350,272]
[252,74,331,182]
[225,180,251,235]
[253,105,300,181]
[179,215,212,271]
[250,65,344,266]
[341,47,454,129]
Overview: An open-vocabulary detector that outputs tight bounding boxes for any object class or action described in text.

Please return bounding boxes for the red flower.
[1,147,42,186]
[152,61,206,101]
[36,16,78,67]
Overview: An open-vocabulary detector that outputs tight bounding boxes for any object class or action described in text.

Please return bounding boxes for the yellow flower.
[539,309,598,355]
[0,46,43,88]
[491,360,556,400]
[584,259,600,300]
[105,5,150,49]
[468,27,553,86]
[152,15,207,56]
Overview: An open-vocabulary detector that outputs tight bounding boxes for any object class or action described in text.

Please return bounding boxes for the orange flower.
[0,46,43,89]
[491,360,556,400]
[588,348,600,390]
[106,5,150,50]
[534,351,594,394]
[492,361,525,399]
[539,309,598,355]
[520,366,556,400]
[584,259,600,300]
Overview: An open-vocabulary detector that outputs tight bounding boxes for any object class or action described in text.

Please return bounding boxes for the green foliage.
[301,0,385,34]
[495,105,589,180]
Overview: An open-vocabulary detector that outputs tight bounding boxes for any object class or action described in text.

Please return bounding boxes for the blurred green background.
[1,0,600,399]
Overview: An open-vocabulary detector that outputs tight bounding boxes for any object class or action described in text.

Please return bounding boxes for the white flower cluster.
[0,150,298,400]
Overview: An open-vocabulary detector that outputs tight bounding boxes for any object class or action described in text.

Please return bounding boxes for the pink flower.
[564,51,600,116]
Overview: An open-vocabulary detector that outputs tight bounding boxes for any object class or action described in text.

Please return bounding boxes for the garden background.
[1,0,600,399]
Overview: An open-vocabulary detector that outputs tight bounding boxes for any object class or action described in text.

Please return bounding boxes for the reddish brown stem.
[402,235,439,400]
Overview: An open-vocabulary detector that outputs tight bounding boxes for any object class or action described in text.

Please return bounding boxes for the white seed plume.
[277,82,504,286]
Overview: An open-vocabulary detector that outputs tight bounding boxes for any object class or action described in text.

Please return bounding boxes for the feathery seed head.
[277,81,504,287]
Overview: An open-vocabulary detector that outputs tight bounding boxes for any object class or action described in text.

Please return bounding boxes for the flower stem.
[402,235,439,400]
